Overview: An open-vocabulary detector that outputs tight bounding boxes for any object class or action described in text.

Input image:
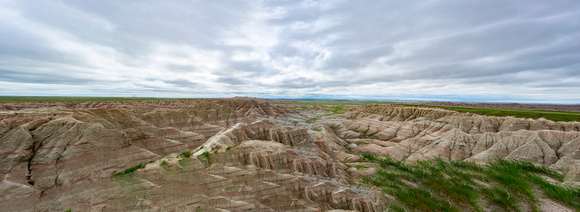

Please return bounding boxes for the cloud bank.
[1,0,580,103]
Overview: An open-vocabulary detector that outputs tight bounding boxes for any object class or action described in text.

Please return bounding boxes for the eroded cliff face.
[0,100,311,211]
[112,120,381,211]
[1,101,579,211]
[337,104,580,184]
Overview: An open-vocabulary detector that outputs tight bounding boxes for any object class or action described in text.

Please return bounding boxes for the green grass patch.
[179,151,192,158]
[482,186,520,211]
[355,141,368,146]
[197,151,212,166]
[354,165,368,169]
[303,105,357,124]
[113,160,154,177]
[360,154,578,211]
[306,118,319,123]
[399,104,580,122]
[0,96,186,102]
[288,105,314,111]
[526,173,580,209]
[325,105,352,115]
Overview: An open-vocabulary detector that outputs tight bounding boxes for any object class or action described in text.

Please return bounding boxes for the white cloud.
[1,0,580,103]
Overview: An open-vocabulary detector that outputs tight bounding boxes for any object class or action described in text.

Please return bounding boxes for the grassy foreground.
[360,154,580,211]
[400,104,580,122]
[0,96,187,102]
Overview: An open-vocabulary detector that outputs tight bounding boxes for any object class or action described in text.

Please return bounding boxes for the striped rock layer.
[340,104,580,184]
[112,120,382,211]
[0,100,316,211]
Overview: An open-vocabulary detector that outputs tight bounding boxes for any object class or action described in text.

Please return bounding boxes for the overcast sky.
[1,0,580,103]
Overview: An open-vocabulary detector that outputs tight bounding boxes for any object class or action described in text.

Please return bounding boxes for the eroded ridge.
[0,99,306,211]
[334,104,580,185]
[1,101,579,211]
[112,120,382,211]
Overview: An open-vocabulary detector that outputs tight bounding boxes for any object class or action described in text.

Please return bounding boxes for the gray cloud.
[165,64,197,73]
[163,79,197,87]
[217,76,247,85]
[1,0,580,103]
[0,69,96,85]
[277,77,317,89]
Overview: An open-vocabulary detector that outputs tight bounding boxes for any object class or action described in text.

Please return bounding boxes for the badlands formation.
[0,99,579,211]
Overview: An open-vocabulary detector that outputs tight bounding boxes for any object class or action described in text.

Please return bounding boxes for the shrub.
[113,161,153,177]
[197,151,212,166]
[179,151,192,158]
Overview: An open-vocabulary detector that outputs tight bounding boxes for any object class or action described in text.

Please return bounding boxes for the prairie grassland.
[360,154,580,211]
[399,104,580,122]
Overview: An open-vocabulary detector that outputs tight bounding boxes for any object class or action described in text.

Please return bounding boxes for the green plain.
[399,104,580,122]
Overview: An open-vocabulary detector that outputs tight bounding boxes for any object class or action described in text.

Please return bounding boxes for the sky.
[1,0,580,104]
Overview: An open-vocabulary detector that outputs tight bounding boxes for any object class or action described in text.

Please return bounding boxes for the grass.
[197,151,212,166]
[482,186,519,211]
[355,141,368,146]
[399,104,580,122]
[325,105,352,114]
[179,151,193,158]
[354,165,368,169]
[306,105,355,123]
[526,173,580,209]
[360,154,580,211]
[306,118,319,124]
[113,160,154,177]
[288,105,314,111]
[0,96,188,102]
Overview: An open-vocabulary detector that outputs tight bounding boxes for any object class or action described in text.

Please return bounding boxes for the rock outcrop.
[337,104,580,185]
[112,120,382,211]
[1,101,579,211]
[0,99,306,211]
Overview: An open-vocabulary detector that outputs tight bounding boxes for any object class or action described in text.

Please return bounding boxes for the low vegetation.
[179,151,193,158]
[197,151,212,166]
[400,104,580,122]
[306,105,355,123]
[288,105,314,111]
[360,154,580,211]
[113,161,154,177]
[352,129,378,138]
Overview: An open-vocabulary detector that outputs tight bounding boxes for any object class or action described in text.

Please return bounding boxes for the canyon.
[0,99,579,211]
